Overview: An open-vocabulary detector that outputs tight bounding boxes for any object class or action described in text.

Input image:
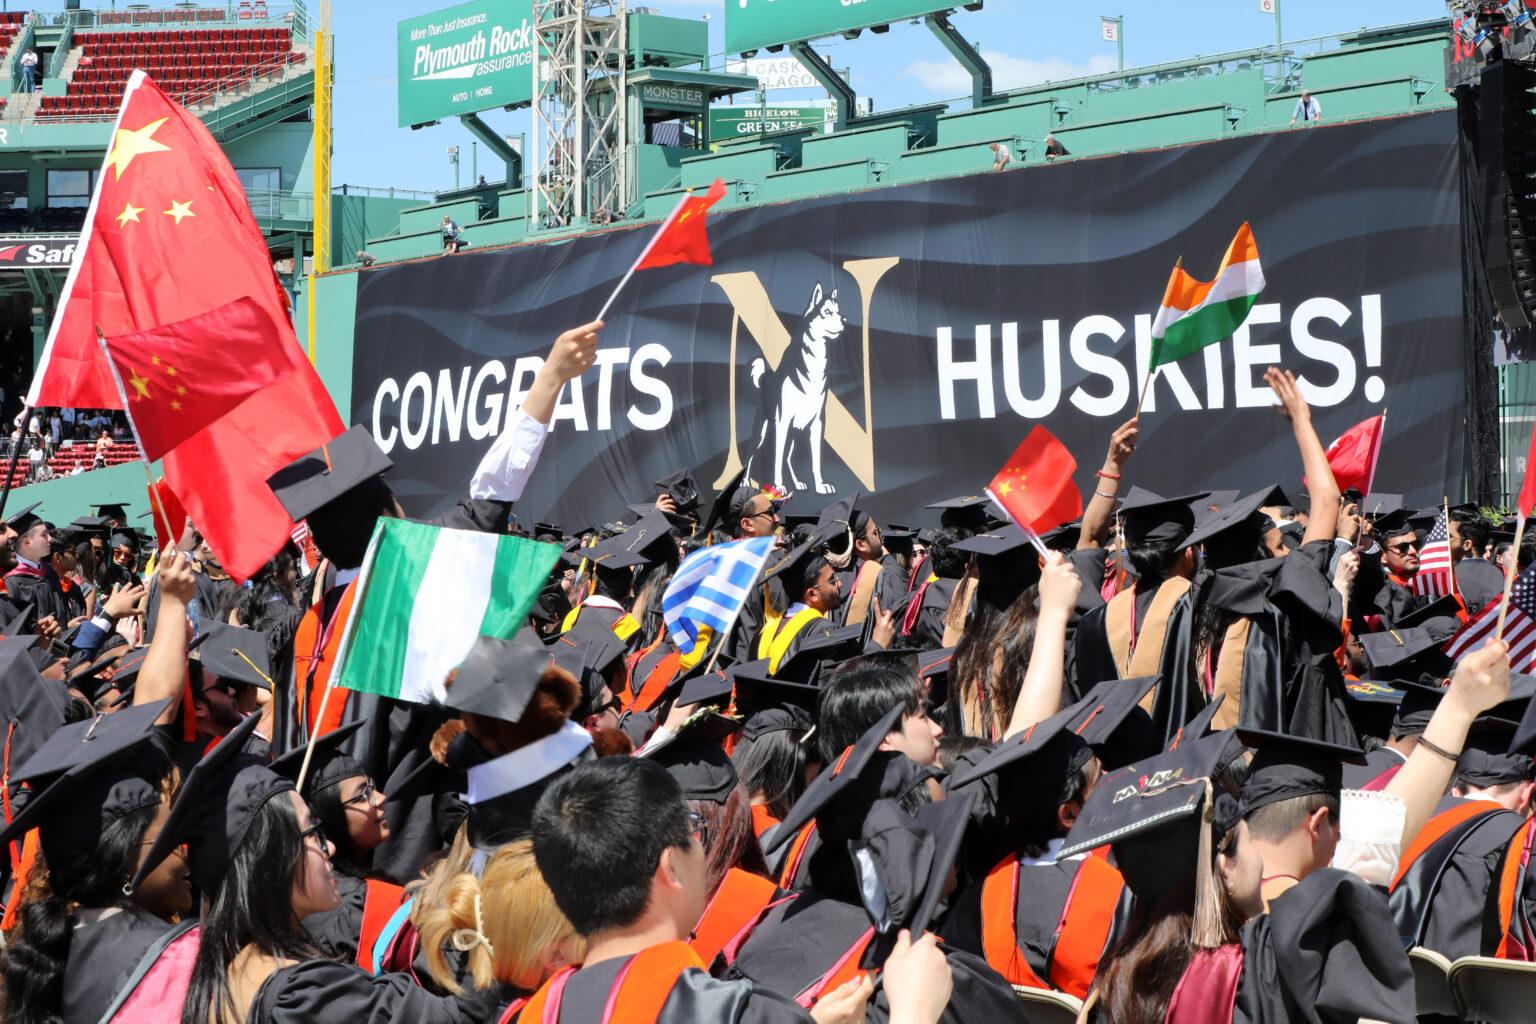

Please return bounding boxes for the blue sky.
[36,1,1454,193]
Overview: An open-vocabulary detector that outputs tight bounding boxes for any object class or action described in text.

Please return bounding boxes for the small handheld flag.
[662,535,777,655]
[1315,413,1386,497]
[596,178,728,322]
[985,425,1081,555]
[1410,504,1455,599]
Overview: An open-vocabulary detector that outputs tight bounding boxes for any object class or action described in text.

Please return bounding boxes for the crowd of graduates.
[0,320,1533,1024]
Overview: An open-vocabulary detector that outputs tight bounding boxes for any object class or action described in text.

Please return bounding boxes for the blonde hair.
[414,839,584,994]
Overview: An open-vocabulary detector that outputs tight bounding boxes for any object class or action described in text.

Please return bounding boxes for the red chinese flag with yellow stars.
[28,72,342,580]
[103,297,293,461]
[634,178,727,270]
[985,426,1082,535]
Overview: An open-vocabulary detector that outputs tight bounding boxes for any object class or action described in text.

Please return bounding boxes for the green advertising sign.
[639,82,709,111]
[726,0,962,55]
[709,104,829,139]
[397,0,535,129]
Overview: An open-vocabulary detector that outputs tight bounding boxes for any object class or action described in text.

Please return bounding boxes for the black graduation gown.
[531,953,812,1024]
[874,553,911,622]
[1350,550,1428,630]
[901,577,958,650]
[1224,870,1414,1024]
[1456,557,1506,615]
[249,959,495,1024]
[303,870,370,964]
[1388,796,1528,960]
[727,891,1022,1024]
[1340,746,1405,790]
[61,906,171,1024]
[4,564,72,624]
[1069,582,1171,698]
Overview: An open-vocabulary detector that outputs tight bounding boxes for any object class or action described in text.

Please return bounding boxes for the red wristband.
[1095,469,1121,480]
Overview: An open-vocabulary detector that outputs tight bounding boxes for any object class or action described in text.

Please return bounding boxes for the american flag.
[1444,562,1536,672]
[290,521,317,575]
[1410,508,1456,599]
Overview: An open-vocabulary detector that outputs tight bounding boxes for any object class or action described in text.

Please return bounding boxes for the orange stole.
[751,803,780,838]
[1391,800,1506,889]
[518,941,705,1024]
[355,879,406,973]
[688,869,780,965]
[979,852,1123,999]
[292,581,359,739]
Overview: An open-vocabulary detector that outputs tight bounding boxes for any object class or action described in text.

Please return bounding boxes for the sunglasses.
[1387,542,1419,554]
[687,809,710,850]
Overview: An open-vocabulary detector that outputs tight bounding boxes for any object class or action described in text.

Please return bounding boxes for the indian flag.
[1149,223,1265,369]
[332,519,562,704]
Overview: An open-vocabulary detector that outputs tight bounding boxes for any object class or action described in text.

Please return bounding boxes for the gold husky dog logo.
[711,257,899,492]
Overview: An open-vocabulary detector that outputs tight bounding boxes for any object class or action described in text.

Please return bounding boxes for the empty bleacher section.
[356,17,1458,266]
[39,24,302,117]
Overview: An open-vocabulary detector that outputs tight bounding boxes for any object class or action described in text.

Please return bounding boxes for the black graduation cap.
[6,502,41,533]
[1362,493,1405,517]
[1357,627,1453,680]
[562,615,628,675]
[1118,489,1211,548]
[194,622,274,691]
[644,711,742,803]
[1059,730,1239,899]
[925,494,999,533]
[1458,717,1534,787]
[1236,728,1366,816]
[1067,675,1159,769]
[131,713,291,896]
[91,502,130,523]
[1200,490,1243,511]
[702,468,751,538]
[1168,695,1226,750]
[774,623,866,682]
[533,522,566,541]
[68,515,113,538]
[946,702,1087,790]
[653,468,702,515]
[0,700,173,856]
[266,424,394,522]
[0,635,69,774]
[1396,594,1465,633]
[1039,519,1083,552]
[851,789,975,945]
[1,602,35,639]
[916,648,953,689]
[1182,485,1288,552]
[882,524,917,558]
[442,635,554,725]
[951,525,1042,612]
[728,661,819,738]
[763,704,905,854]
[110,531,139,552]
[269,720,368,797]
[1371,507,1420,540]
[583,510,679,570]
[674,667,734,709]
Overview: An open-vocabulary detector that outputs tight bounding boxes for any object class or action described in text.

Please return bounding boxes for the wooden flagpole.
[1497,512,1526,641]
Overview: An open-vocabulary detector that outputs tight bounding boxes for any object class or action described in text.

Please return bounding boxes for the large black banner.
[352,110,1465,528]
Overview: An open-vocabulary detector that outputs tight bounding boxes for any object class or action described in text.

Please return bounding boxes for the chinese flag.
[633,178,727,270]
[985,426,1082,534]
[1318,414,1385,496]
[1519,422,1536,516]
[104,298,294,461]
[146,475,187,552]
[28,73,342,580]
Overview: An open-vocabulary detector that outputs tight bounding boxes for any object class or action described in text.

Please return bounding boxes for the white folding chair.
[1449,954,1536,1023]
[1407,946,1457,1021]
[1013,986,1084,1024]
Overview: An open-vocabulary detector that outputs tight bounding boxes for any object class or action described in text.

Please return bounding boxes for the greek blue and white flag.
[662,535,777,654]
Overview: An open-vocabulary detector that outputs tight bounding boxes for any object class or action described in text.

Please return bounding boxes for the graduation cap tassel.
[1191,780,1224,948]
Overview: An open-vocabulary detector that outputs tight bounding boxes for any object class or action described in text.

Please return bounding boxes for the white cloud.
[903,51,1117,96]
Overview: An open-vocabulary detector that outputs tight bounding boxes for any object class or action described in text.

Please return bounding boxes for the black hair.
[1243,793,1339,845]
[794,551,833,601]
[182,794,321,1024]
[937,734,985,773]
[310,776,371,878]
[815,657,923,764]
[1127,538,1182,586]
[732,728,815,820]
[304,478,396,571]
[531,757,692,937]
[3,803,160,1024]
[1200,513,1269,572]
[925,528,968,580]
[633,565,671,647]
[947,585,1039,740]
[1451,509,1491,555]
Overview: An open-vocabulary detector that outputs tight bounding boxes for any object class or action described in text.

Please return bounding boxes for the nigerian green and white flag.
[332,518,561,704]
[1149,222,1265,369]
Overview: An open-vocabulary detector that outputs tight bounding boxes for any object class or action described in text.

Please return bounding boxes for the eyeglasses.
[299,821,329,850]
[687,809,710,850]
[1387,542,1419,554]
[342,781,377,808]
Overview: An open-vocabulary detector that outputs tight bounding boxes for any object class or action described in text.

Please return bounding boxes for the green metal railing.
[46,13,74,80]
[45,3,312,43]
[8,16,35,94]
